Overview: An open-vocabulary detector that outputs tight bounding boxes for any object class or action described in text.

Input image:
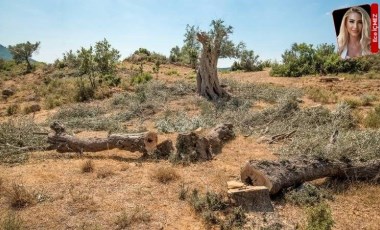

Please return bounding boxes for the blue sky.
[0,0,376,67]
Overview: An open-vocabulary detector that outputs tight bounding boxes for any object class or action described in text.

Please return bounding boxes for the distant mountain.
[0,44,12,60]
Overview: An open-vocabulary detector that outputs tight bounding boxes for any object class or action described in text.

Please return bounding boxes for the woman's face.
[346,12,363,38]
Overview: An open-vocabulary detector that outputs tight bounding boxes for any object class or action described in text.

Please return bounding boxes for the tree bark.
[241,157,380,195]
[47,122,160,156]
[176,123,234,161]
[196,33,230,101]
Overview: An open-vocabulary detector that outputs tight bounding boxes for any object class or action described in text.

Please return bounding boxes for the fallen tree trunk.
[47,122,160,156]
[176,123,234,161]
[241,157,380,195]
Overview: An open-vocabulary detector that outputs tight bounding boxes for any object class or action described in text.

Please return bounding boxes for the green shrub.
[75,81,95,102]
[306,203,334,230]
[285,183,324,206]
[130,72,152,85]
[270,42,372,77]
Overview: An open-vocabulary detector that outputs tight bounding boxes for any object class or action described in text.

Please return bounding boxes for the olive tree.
[196,19,244,100]
[8,41,40,72]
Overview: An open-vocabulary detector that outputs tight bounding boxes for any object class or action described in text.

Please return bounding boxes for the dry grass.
[3,183,36,209]
[96,167,115,179]
[364,105,380,128]
[115,206,151,230]
[0,212,24,230]
[305,86,337,104]
[150,166,180,184]
[81,160,95,173]
[68,185,98,213]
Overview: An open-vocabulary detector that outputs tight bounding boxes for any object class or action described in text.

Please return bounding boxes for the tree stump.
[176,123,235,161]
[228,185,274,212]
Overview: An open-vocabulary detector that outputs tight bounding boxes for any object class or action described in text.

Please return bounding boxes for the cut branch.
[47,122,162,156]
[241,157,380,195]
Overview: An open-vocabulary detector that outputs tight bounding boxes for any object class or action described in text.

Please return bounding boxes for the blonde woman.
[337,6,371,59]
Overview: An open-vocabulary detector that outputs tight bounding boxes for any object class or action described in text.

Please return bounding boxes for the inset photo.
[333,4,371,59]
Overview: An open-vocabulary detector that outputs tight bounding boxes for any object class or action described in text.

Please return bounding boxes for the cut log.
[176,123,235,161]
[47,122,164,156]
[241,157,380,195]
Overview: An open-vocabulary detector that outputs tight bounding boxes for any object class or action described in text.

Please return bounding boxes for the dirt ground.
[1,64,379,229]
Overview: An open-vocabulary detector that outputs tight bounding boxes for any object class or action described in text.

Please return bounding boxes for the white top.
[340,45,369,59]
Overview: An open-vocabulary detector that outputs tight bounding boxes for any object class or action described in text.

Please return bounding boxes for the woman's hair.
[337,6,371,56]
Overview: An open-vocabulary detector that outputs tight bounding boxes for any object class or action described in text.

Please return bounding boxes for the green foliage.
[134,48,151,56]
[285,183,327,206]
[306,203,334,230]
[8,41,40,73]
[169,46,181,63]
[54,50,80,69]
[183,25,201,68]
[129,48,167,64]
[153,60,160,74]
[130,72,152,85]
[74,80,95,102]
[270,42,372,77]
[94,38,121,75]
[231,49,263,72]
[77,46,97,88]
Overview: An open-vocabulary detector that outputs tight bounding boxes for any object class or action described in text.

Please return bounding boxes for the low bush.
[306,203,334,230]
[130,72,152,85]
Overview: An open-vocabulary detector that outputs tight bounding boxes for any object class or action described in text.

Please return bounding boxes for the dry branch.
[241,157,380,195]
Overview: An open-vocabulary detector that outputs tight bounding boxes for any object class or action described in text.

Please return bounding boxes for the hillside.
[0,62,380,229]
[0,44,12,60]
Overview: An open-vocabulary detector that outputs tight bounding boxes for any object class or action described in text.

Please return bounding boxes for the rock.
[228,186,274,212]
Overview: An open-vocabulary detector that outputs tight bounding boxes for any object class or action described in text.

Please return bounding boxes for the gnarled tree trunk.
[196,33,230,101]
[241,157,380,195]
